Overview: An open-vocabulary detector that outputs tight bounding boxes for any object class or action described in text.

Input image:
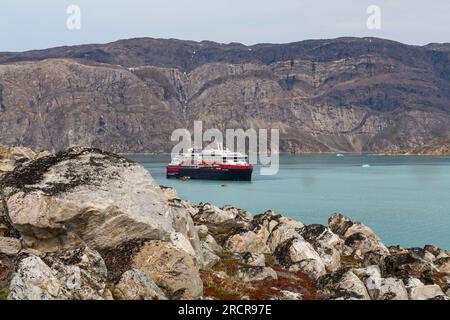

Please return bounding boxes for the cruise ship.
[166,146,253,181]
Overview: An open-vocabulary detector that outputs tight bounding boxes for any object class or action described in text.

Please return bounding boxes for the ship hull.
[167,167,252,181]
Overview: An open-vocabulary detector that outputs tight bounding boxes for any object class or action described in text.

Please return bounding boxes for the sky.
[1,0,449,52]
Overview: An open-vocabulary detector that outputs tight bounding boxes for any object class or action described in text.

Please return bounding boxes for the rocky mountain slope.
[1,146,449,300]
[0,37,450,153]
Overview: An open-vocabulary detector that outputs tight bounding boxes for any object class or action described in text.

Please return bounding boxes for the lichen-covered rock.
[383,252,438,280]
[424,245,450,260]
[1,148,201,263]
[8,247,107,300]
[266,223,302,253]
[344,232,389,257]
[435,257,450,273]
[318,269,371,300]
[298,224,343,272]
[364,276,408,300]
[122,240,203,300]
[273,237,326,279]
[8,255,63,300]
[0,237,21,256]
[113,269,167,300]
[328,213,381,240]
[234,252,266,267]
[224,230,269,254]
[289,259,327,280]
[235,266,277,282]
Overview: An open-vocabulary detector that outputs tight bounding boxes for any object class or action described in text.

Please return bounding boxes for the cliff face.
[0,37,449,153]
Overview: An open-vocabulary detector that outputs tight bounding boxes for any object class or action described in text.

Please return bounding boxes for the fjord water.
[127,154,450,249]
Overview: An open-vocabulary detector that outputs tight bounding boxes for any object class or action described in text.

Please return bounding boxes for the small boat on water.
[166,145,253,181]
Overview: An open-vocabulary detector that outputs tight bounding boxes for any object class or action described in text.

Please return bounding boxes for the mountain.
[0,37,449,153]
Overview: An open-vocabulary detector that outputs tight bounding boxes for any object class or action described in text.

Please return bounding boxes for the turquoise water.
[126,154,450,250]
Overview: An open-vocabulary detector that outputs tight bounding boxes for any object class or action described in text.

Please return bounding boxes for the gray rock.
[344,232,389,256]
[318,269,371,300]
[288,259,326,280]
[364,276,409,300]
[266,223,302,253]
[235,266,277,282]
[273,237,326,279]
[0,237,21,255]
[384,252,438,280]
[2,148,202,263]
[328,213,381,240]
[234,252,266,267]
[298,224,343,272]
[8,246,107,300]
[204,234,223,254]
[201,241,221,270]
[113,269,167,300]
[8,255,63,300]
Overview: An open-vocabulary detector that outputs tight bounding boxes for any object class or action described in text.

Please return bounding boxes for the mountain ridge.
[0,36,449,154]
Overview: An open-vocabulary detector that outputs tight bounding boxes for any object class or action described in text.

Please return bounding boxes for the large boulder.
[328,214,389,258]
[273,237,326,279]
[383,252,438,280]
[8,246,108,300]
[1,148,201,263]
[298,224,343,272]
[364,276,409,300]
[266,223,303,253]
[318,269,371,300]
[329,213,380,240]
[101,240,203,300]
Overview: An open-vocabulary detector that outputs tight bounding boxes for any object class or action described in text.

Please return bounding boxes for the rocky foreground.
[0,146,449,300]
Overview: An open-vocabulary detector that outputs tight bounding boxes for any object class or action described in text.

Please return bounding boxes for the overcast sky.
[1,0,449,52]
